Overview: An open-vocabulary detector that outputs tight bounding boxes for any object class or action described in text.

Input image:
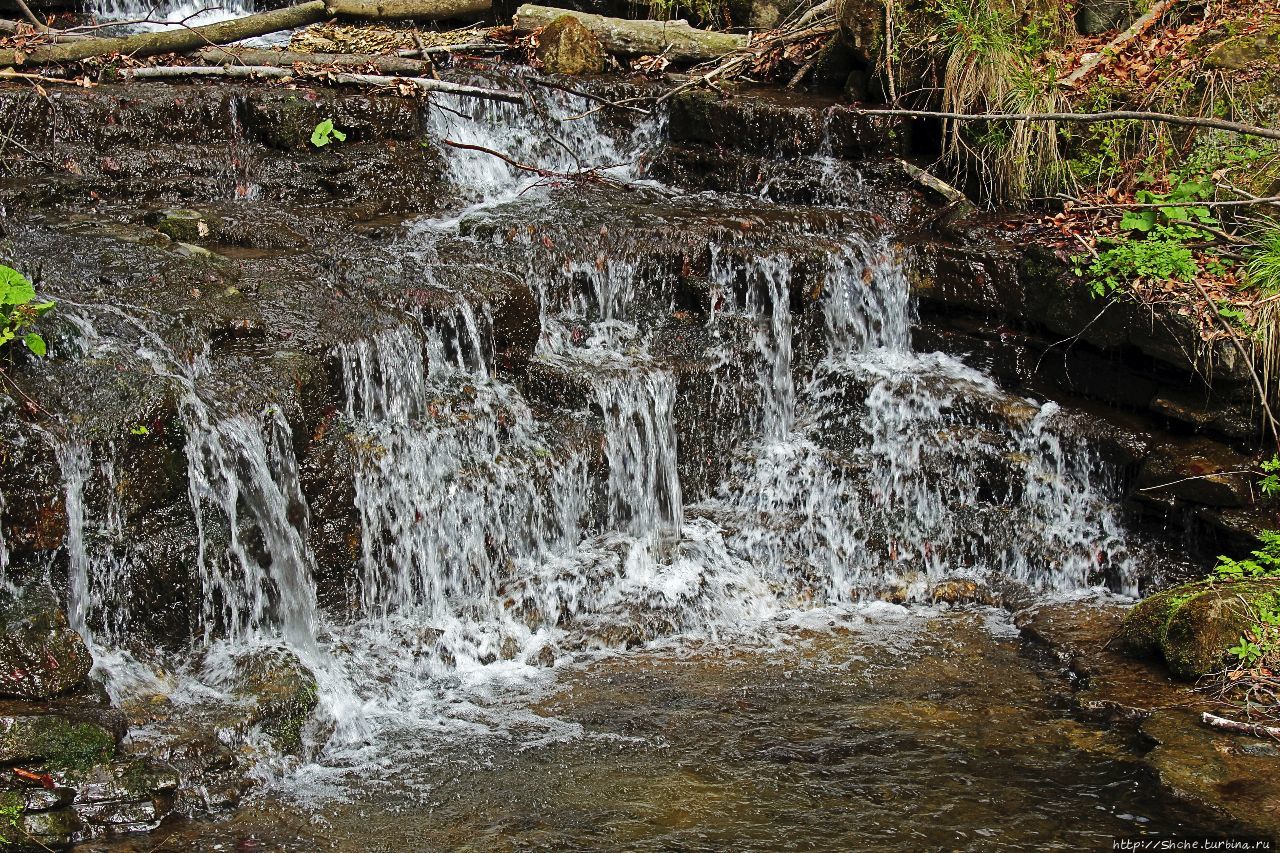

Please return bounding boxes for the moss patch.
[1118,579,1280,679]
[0,715,115,772]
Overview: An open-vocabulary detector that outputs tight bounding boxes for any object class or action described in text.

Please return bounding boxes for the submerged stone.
[1117,578,1280,679]
[536,15,607,75]
[0,588,93,700]
[151,208,217,244]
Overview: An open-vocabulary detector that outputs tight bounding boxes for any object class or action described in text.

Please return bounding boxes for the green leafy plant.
[310,119,347,148]
[1259,455,1280,498]
[1247,231,1280,294]
[1215,530,1280,579]
[0,264,54,357]
[1228,635,1265,666]
[1080,179,1223,298]
[129,425,150,436]
[1083,227,1198,297]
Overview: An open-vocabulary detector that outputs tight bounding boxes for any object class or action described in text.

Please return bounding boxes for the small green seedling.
[310,119,347,148]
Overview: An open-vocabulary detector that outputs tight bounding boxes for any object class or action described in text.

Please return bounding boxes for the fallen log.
[512,4,746,64]
[0,0,490,66]
[120,63,525,103]
[1201,711,1280,740]
[198,45,433,74]
[0,16,91,39]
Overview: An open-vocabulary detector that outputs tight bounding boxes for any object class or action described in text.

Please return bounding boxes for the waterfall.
[0,489,10,593]
[336,306,589,634]
[25,75,1161,806]
[183,405,320,648]
[594,371,683,540]
[87,0,256,30]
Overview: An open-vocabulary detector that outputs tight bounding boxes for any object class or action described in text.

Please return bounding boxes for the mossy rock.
[1117,578,1280,679]
[151,209,219,244]
[233,649,319,755]
[0,714,116,770]
[1205,24,1280,72]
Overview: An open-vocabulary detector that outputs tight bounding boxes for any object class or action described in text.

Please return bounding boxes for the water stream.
[27,77,1208,846]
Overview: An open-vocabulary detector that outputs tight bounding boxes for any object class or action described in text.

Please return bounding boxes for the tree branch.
[853,107,1280,143]
[122,64,525,102]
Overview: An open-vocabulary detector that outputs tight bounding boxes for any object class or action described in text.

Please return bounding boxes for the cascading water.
[39,76,1156,813]
[87,0,256,31]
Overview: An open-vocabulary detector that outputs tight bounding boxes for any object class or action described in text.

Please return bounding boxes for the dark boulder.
[0,588,93,701]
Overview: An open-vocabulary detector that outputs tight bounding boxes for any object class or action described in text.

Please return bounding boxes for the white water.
[44,80,1144,804]
[88,0,255,31]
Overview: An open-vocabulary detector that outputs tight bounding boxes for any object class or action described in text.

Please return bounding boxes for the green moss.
[0,716,115,772]
[0,791,21,847]
[1119,579,1280,679]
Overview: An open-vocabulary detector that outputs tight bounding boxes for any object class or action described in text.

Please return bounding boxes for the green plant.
[1215,530,1280,579]
[0,264,54,357]
[1079,178,1225,297]
[1228,635,1265,666]
[1082,227,1198,297]
[1259,455,1280,498]
[310,119,347,148]
[130,425,150,436]
[1227,598,1280,668]
[1247,231,1280,294]
[0,791,20,846]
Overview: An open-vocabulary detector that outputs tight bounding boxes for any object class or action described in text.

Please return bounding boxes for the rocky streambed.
[0,66,1276,849]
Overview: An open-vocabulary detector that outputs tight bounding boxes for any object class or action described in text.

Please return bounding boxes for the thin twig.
[1060,194,1280,211]
[852,107,1280,143]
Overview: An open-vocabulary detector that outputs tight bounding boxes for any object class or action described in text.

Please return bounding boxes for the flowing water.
[24,79,1220,847]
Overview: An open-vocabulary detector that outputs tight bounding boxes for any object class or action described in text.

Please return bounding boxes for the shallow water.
[76,607,1227,852]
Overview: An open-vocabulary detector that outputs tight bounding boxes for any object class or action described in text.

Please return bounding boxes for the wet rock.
[666,89,905,159]
[1133,438,1253,509]
[928,578,997,606]
[240,88,421,150]
[1140,708,1280,839]
[0,588,93,700]
[536,15,607,75]
[1149,386,1261,440]
[908,239,1024,316]
[151,208,218,244]
[147,734,247,813]
[232,649,320,755]
[1116,578,1280,679]
[0,714,116,769]
[67,758,179,836]
[12,803,83,850]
